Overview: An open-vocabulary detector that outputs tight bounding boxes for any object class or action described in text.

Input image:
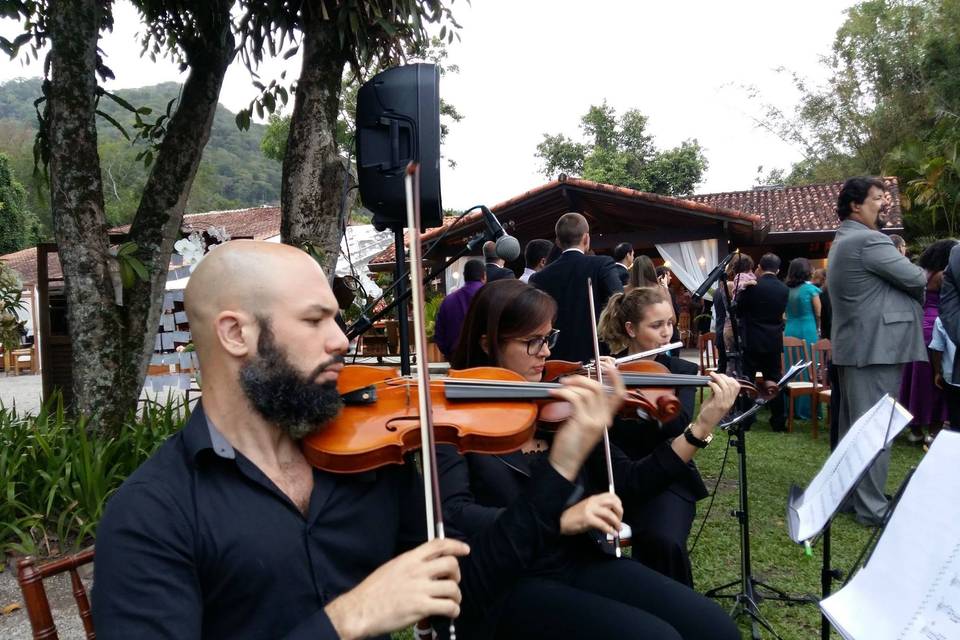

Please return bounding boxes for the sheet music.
[788,395,911,543]
[820,431,960,640]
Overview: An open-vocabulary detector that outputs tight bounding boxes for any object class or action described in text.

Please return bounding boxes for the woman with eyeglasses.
[597,287,734,587]
[436,279,739,640]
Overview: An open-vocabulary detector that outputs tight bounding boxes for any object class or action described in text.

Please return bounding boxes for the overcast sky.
[0,0,856,210]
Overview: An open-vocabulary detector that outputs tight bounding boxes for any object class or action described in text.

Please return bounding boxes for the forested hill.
[0,77,281,231]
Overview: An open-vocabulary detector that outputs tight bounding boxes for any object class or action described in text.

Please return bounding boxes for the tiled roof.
[370,177,765,266]
[2,206,284,287]
[685,177,902,234]
[110,205,282,241]
[0,246,59,287]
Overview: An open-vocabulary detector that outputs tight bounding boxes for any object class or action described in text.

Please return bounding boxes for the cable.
[687,430,733,557]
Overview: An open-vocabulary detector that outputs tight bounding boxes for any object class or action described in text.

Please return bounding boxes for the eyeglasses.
[512,329,559,355]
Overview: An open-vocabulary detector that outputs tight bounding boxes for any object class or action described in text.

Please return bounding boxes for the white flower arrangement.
[174,226,231,272]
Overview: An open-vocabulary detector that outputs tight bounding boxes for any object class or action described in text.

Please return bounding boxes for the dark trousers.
[829,363,841,450]
[625,488,696,587]
[489,557,740,640]
[944,383,960,426]
[742,349,786,430]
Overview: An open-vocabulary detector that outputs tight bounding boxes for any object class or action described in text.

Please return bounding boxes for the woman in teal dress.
[784,257,821,419]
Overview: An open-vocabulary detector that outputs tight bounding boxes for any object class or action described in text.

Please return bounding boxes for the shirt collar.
[562,248,584,255]
[183,401,237,462]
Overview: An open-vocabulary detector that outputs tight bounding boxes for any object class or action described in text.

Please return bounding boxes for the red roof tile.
[2,206,284,287]
[685,177,902,234]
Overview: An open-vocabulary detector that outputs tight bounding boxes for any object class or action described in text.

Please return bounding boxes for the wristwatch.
[683,423,713,448]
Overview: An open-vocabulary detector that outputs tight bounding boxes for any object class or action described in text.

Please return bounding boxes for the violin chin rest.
[341,385,378,405]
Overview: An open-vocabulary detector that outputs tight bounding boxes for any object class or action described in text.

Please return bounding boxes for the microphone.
[480,206,521,261]
[691,252,737,301]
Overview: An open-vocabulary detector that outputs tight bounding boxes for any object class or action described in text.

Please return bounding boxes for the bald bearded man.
[91,240,625,640]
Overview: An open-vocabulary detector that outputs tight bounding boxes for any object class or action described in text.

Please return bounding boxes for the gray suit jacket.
[826,219,926,367]
[938,244,960,380]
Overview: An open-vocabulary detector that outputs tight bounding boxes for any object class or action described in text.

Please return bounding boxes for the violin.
[302,364,643,473]
[542,359,708,423]
[543,358,763,423]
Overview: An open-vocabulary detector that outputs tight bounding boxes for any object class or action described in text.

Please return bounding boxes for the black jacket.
[438,438,693,555]
[736,272,789,354]
[610,355,707,504]
[485,262,515,282]
[529,250,624,362]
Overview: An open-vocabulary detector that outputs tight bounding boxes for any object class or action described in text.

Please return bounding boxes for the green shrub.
[0,393,188,557]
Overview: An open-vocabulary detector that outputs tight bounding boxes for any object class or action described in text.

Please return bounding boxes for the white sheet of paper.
[172,330,191,343]
[155,334,162,351]
[171,290,184,302]
[789,395,911,542]
[162,293,175,311]
[162,313,175,332]
[161,333,175,350]
[820,431,960,640]
[174,311,188,324]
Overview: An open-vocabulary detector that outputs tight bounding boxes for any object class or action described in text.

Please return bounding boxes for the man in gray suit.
[828,176,926,525]
[938,243,960,382]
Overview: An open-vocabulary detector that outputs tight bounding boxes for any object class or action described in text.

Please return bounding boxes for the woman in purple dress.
[900,239,958,443]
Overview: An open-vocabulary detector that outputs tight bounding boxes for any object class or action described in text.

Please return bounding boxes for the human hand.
[324,538,469,640]
[693,372,740,433]
[548,372,622,481]
[560,492,623,536]
[935,373,945,390]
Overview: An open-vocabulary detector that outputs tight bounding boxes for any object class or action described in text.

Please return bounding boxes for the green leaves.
[114,241,150,289]
[0,393,189,556]
[536,103,708,196]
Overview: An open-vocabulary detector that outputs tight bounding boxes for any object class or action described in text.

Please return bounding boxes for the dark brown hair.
[628,255,658,289]
[597,287,669,354]
[451,279,558,369]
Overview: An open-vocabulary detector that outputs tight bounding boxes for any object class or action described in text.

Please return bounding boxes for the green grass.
[690,406,924,639]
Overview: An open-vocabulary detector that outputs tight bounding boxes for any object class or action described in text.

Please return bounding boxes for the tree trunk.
[47,0,235,432]
[281,8,353,276]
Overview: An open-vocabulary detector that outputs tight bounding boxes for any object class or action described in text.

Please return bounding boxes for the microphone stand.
[346,233,486,375]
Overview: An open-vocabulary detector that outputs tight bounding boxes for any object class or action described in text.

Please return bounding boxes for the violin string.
[586,278,621,557]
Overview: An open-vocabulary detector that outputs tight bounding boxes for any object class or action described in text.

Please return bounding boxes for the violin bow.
[586,278,621,556]
[404,163,457,639]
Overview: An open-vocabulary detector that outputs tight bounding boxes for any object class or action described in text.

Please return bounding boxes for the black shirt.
[92,403,577,639]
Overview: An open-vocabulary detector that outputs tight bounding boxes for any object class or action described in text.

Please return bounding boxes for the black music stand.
[784,398,912,640]
[704,362,813,640]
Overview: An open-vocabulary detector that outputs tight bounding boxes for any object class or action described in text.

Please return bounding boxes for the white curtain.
[655,239,719,300]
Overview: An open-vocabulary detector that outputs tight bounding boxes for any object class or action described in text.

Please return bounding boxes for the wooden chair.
[677,311,692,347]
[17,548,96,640]
[782,336,818,437]
[812,338,832,432]
[10,346,36,375]
[697,331,719,403]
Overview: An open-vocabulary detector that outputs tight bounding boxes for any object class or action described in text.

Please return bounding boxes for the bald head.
[185,240,334,355]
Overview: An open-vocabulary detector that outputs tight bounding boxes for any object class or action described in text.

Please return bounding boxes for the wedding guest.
[784,257,821,420]
[613,242,634,287]
[434,259,487,361]
[520,239,553,284]
[899,239,957,443]
[628,255,659,291]
[828,177,925,526]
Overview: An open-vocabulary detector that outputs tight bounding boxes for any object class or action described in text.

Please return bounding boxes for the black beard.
[239,320,344,440]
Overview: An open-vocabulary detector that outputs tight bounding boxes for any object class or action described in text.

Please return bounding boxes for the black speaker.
[356,63,443,231]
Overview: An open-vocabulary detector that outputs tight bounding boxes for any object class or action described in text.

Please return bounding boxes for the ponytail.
[597,287,669,354]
